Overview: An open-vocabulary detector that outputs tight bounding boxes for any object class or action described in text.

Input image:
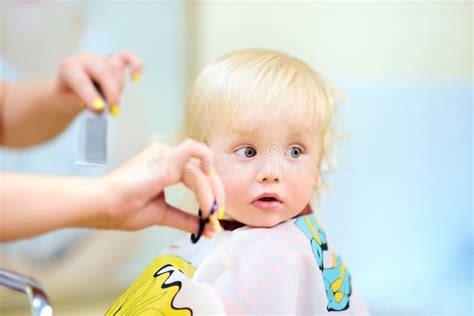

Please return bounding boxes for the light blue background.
[319,81,472,315]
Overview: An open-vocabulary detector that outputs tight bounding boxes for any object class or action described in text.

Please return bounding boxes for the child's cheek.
[288,176,314,208]
[221,180,250,222]
[220,172,246,207]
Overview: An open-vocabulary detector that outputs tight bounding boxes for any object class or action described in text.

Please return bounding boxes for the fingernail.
[110,104,120,117]
[79,101,86,110]
[209,215,221,233]
[218,206,225,220]
[207,167,215,179]
[132,71,141,83]
[210,200,217,215]
[93,98,105,111]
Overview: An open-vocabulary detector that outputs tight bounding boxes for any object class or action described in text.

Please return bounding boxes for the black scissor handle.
[191,209,207,244]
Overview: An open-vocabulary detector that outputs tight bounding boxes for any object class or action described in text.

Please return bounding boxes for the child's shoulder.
[215,213,332,265]
[237,213,327,243]
[162,213,336,268]
[234,214,357,313]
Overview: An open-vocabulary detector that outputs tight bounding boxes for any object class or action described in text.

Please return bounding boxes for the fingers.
[107,55,126,93]
[177,145,225,234]
[119,50,144,82]
[120,192,201,234]
[162,139,225,233]
[182,159,215,218]
[149,199,213,238]
[208,164,226,220]
[121,140,225,237]
[158,203,200,234]
[84,56,121,109]
[58,51,142,116]
[60,57,106,111]
[164,139,214,186]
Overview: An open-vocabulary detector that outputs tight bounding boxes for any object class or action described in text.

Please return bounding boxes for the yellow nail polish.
[208,167,214,179]
[209,215,221,233]
[110,104,120,117]
[93,98,105,111]
[132,71,141,83]
[218,206,225,220]
[79,101,86,110]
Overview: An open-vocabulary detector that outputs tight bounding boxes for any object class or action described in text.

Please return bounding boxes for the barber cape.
[106,213,370,315]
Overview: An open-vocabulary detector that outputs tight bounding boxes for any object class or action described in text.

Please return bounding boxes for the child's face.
[208,116,319,227]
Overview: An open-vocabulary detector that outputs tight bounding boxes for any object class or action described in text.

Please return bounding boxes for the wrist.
[77,176,116,230]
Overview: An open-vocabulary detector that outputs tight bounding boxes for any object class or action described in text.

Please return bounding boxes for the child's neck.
[220,204,313,231]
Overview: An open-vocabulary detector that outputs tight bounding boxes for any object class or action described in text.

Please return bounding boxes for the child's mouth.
[251,194,283,211]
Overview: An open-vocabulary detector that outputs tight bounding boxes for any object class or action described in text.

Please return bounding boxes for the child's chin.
[245,216,286,228]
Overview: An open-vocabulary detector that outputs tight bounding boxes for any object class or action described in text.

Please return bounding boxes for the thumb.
[154,201,200,234]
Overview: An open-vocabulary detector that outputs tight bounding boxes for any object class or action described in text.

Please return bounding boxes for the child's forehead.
[217,120,317,142]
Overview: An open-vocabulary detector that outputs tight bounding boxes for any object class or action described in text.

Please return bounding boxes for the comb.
[75,82,108,166]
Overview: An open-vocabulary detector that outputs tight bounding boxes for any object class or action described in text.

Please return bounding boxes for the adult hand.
[57,50,143,115]
[0,50,144,147]
[101,139,226,236]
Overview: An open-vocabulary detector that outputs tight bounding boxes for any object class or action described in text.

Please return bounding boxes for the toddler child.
[107,49,369,315]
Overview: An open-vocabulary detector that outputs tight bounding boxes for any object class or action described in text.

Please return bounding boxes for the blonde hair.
[180,49,345,200]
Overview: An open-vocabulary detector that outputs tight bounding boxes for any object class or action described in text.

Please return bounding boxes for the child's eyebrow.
[227,128,255,138]
[288,127,309,135]
[287,126,313,138]
[223,123,315,143]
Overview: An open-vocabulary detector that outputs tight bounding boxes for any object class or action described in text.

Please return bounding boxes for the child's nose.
[256,159,283,183]
[257,174,280,183]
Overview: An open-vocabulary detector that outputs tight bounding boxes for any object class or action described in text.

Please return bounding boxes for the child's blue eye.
[235,146,257,158]
[285,146,302,158]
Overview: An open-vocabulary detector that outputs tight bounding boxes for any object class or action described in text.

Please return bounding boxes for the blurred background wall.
[0,1,472,315]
